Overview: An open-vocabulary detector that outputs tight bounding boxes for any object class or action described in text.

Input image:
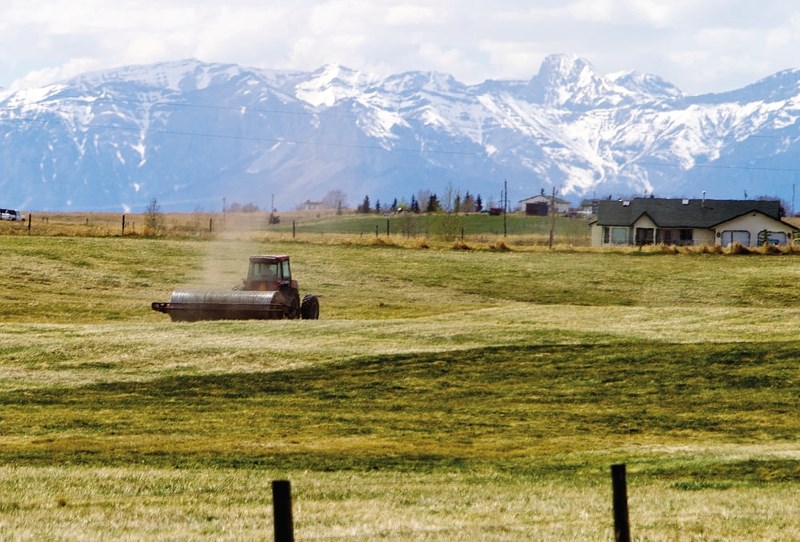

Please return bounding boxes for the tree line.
[356,191,484,214]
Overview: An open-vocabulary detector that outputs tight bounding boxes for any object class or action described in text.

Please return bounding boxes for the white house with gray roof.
[591,198,797,248]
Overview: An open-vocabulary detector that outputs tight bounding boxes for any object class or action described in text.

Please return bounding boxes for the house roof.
[595,198,792,229]
[519,194,571,205]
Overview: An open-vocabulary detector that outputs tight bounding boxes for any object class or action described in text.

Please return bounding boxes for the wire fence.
[271,466,633,542]
[0,211,595,247]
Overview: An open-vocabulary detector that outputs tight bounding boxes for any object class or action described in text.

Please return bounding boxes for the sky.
[1,0,800,95]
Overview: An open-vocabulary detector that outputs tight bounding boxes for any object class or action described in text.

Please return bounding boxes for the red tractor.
[152,255,320,321]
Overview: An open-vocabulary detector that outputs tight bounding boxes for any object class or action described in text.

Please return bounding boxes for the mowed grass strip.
[0,341,797,480]
[5,237,800,324]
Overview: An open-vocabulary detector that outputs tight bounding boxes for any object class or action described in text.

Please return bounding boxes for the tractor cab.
[242,255,297,292]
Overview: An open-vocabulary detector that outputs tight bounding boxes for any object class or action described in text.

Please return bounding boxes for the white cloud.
[385,5,439,25]
[1,1,800,95]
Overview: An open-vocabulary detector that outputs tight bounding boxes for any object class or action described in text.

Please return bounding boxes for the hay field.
[1,232,800,540]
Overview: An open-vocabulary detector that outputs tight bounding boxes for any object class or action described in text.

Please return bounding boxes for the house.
[303,200,325,212]
[576,199,599,216]
[519,192,571,215]
[591,197,797,248]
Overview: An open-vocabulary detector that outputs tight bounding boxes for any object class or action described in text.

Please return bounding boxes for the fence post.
[386,218,390,237]
[375,224,379,237]
[611,464,631,542]
[272,480,294,542]
[292,220,296,239]
[122,214,126,235]
[28,214,32,233]
[209,218,213,233]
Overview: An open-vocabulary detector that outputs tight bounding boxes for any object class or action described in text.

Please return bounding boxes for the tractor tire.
[301,294,320,320]
[282,292,300,320]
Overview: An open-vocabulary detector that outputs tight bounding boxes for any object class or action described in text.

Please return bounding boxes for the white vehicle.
[0,209,25,221]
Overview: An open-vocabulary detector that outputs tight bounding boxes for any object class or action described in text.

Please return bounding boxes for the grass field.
[1,227,800,540]
[2,208,594,247]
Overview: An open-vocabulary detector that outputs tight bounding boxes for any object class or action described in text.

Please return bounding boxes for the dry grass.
[1,235,800,539]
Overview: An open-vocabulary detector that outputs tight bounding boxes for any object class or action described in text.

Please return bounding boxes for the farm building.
[591,197,797,248]
[519,193,571,215]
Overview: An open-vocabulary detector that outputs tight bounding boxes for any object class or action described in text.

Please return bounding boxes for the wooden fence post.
[122,214,126,235]
[611,464,631,542]
[272,480,294,542]
[28,214,32,233]
[386,218,390,237]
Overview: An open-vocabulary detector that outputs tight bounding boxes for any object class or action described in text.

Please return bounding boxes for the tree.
[375,200,381,214]
[426,194,440,213]
[441,183,460,213]
[322,190,348,211]
[144,198,165,236]
[410,195,420,213]
[358,195,371,214]
[475,194,483,212]
[462,192,476,213]
[416,190,431,213]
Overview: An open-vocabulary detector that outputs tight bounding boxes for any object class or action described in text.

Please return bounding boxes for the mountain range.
[2,54,800,213]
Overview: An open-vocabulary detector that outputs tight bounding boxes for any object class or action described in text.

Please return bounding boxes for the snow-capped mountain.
[2,54,800,212]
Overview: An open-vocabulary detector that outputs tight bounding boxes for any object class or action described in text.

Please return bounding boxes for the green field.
[2,209,595,247]
[1,232,800,540]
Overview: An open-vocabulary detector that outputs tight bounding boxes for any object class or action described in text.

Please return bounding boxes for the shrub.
[488,241,512,252]
[728,242,752,255]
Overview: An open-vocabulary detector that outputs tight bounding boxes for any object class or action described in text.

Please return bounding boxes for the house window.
[658,229,693,246]
[720,230,751,247]
[605,227,629,245]
[635,228,654,245]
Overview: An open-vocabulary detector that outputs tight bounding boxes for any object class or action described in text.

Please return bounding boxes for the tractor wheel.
[301,294,320,320]
[284,293,301,319]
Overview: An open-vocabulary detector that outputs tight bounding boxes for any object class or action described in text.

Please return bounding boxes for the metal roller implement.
[152,255,320,322]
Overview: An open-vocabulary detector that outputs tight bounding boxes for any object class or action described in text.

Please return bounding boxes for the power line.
[4,98,800,169]
[0,112,485,157]
[632,160,800,174]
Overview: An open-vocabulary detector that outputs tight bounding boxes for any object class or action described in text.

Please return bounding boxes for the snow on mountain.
[2,54,800,212]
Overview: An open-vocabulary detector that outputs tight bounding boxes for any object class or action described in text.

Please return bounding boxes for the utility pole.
[503,179,508,237]
[549,186,557,249]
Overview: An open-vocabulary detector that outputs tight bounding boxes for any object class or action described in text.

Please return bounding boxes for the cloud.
[1,1,800,95]
[385,5,439,25]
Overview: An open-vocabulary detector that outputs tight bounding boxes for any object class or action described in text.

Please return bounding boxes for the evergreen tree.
[358,195,371,214]
[426,194,440,213]
[410,195,420,213]
[375,200,381,214]
[475,194,483,212]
